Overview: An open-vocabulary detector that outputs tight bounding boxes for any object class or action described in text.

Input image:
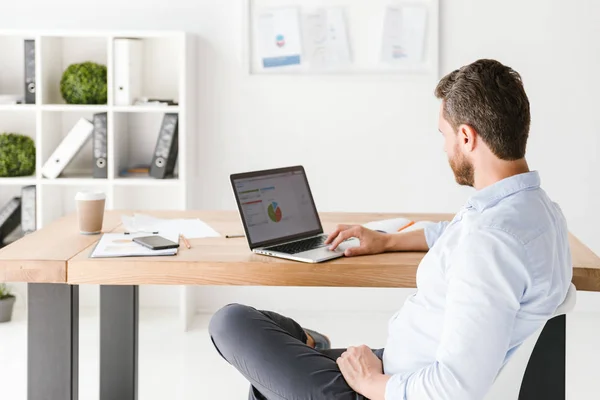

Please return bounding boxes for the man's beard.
[449,151,474,187]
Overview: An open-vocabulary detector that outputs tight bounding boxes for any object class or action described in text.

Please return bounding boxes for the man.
[209,59,573,399]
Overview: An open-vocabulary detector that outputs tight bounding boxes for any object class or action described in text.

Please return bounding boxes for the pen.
[397,221,415,232]
[225,234,245,239]
[124,231,159,235]
[179,234,191,249]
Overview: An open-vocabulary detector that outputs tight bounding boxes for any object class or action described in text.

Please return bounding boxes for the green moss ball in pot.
[0,133,36,177]
[60,62,107,104]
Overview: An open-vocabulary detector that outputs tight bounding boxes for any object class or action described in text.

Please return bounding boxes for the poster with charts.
[302,8,352,70]
[256,7,302,68]
[381,5,428,65]
[247,0,438,75]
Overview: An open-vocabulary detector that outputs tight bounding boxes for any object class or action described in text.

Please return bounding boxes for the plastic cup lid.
[75,191,106,201]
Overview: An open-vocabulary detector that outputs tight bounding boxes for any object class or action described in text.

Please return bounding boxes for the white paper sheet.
[257,8,302,68]
[381,5,427,64]
[90,232,178,258]
[121,214,221,239]
[303,8,351,70]
[157,219,221,240]
[363,218,434,234]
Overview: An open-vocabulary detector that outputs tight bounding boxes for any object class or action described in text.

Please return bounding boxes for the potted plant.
[0,283,16,323]
[0,133,36,177]
[60,61,108,104]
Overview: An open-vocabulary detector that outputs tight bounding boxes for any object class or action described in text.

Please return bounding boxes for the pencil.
[225,234,245,239]
[180,234,191,249]
[397,221,415,232]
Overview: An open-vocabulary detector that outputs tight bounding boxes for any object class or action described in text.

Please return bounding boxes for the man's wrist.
[383,233,396,252]
[383,230,429,252]
[361,373,391,400]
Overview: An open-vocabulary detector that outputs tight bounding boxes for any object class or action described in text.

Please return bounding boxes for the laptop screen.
[232,167,322,248]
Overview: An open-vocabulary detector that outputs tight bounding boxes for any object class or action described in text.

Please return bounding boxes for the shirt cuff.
[385,373,408,400]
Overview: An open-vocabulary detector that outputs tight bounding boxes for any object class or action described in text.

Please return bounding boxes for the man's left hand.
[337,345,385,396]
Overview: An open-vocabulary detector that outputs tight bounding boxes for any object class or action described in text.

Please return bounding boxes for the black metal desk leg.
[28,283,79,400]
[519,314,566,400]
[100,285,139,400]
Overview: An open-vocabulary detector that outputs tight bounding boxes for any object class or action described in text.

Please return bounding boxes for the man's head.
[435,59,531,187]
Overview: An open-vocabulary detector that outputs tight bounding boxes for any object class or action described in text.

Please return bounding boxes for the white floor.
[0,307,392,400]
[1,307,599,399]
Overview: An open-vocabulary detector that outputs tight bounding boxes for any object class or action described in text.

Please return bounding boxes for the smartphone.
[133,235,180,250]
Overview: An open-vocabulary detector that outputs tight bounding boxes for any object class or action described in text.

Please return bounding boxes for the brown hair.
[434,59,530,160]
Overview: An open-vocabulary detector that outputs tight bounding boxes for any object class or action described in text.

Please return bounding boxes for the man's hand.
[326,225,390,257]
[337,345,388,398]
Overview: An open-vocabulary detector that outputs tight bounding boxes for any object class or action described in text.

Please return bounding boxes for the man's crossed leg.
[209,304,383,400]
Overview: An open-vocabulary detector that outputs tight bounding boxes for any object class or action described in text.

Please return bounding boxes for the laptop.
[231,166,359,263]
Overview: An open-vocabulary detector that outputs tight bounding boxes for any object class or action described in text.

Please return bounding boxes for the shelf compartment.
[40,111,106,179]
[111,36,181,106]
[0,185,35,246]
[40,36,108,105]
[0,110,38,179]
[0,35,35,103]
[113,112,179,180]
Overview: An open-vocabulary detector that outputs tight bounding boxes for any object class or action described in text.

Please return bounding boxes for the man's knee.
[209,303,256,362]
[209,303,254,340]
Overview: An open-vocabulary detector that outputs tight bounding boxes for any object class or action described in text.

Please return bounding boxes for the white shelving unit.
[0,30,197,329]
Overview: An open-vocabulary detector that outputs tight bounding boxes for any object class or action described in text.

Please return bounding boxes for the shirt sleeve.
[423,221,450,248]
[385,227,529,400]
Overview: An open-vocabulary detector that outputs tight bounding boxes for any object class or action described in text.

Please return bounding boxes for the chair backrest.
[485,283,576,400]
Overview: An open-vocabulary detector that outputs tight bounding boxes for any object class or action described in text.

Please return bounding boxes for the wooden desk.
[1,210,599,400]
[3,210,600,289]
[68,210,440,288]
[0,211,123,283]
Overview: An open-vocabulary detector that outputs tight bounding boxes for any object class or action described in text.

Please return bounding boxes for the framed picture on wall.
[243,0,439,76]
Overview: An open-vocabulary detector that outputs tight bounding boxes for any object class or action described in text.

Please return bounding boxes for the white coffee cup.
[75,191,106,235]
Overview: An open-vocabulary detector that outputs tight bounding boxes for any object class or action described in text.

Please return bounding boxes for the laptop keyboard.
[265,234,329,255]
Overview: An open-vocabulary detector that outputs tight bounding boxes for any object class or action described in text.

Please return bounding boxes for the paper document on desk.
[121,213,221,239]
[363,218,434,234]
[90,232,178,258]
[169,218,221,238]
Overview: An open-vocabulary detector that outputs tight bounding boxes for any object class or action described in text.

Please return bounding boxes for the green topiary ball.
[0,133,36,177]
[60,62,107,104]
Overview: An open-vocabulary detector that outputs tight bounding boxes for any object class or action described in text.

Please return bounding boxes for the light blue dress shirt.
[383,171,573,400]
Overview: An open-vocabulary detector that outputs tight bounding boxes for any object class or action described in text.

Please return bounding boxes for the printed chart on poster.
[245,0,438,75]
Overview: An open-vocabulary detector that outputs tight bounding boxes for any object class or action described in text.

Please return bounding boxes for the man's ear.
[458,124,477,152]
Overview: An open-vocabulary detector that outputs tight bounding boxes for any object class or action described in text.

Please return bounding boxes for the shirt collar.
[466,171,541,212]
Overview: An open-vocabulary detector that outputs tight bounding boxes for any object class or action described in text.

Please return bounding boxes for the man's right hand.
[325,225,391,257]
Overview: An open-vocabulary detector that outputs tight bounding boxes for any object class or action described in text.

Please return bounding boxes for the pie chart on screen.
[267,202,283,223]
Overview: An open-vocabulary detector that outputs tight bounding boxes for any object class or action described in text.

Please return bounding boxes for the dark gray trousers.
[209,303,384,400]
